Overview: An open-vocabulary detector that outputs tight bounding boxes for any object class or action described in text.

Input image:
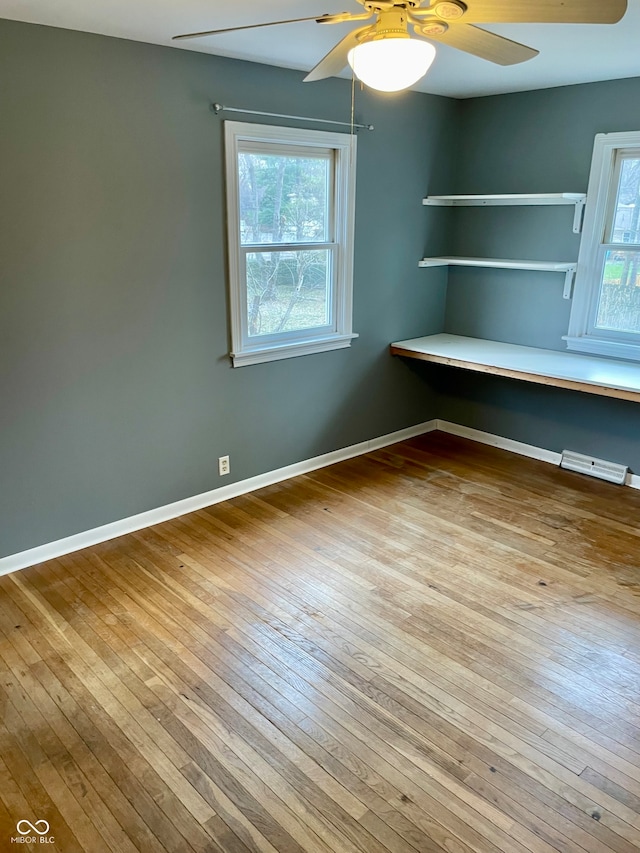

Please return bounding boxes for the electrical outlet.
[218,455,230,476]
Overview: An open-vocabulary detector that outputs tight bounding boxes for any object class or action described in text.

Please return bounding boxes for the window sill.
[563,336,640,362]
[231,333,358,367]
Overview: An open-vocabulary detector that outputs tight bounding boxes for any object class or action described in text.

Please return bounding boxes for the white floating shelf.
[419,257,575,271]
[423,193,585,206]
[422,193,587,232]
[419,257,578,299]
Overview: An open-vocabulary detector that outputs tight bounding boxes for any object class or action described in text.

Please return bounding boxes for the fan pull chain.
[350,72,355,135]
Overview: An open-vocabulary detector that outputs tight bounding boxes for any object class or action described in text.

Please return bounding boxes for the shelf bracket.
[573,198,587,234]
[563,266,577,299]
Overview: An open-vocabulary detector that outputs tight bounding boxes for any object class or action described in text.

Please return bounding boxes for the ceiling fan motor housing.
[368,9,412,40]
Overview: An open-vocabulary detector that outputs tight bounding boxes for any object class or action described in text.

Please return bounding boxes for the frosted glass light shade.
[347,37,436,92]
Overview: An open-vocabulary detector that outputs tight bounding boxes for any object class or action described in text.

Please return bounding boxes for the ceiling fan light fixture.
[347,35,436,92]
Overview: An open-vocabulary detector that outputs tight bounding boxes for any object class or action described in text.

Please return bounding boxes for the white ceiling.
[1,0,639,98]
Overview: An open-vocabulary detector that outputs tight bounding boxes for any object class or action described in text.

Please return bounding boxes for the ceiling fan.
[173,0,627,92]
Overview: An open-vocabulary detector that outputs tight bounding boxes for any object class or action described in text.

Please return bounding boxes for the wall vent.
[560,450,628,485]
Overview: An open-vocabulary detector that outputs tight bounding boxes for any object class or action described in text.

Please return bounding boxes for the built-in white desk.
[390,334,640,403]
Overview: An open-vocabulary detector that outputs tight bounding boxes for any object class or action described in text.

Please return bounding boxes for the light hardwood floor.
[1,431,639,852]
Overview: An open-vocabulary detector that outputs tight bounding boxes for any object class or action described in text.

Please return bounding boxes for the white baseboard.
[4,416,638,577]
[436,419,640,490]
[0,419,438,577]
[436,420,562,465]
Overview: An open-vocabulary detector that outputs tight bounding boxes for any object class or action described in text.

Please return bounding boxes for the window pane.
[239,152,330,245]
[246,249,331,337]
[595,250,640,333]
[611,157,640,244]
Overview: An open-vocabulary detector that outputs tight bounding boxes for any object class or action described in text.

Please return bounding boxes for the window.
[224,122,357,367]
[566,131,640,360]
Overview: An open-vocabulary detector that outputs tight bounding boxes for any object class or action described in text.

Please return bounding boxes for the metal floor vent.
[560,450,628,485]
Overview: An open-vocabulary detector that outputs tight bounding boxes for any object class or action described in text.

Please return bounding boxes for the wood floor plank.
[1,431,639,852]
[82,544,452,848]
[4,573,217,853]
[72,538,513,852]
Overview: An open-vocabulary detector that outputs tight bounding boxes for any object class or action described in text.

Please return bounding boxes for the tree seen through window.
[239,152,332,337]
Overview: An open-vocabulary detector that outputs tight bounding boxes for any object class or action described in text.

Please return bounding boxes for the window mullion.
[241,242,337,254]
[600,242,640,251]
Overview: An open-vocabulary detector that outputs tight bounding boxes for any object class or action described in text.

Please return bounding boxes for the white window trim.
[565,131,640,360]
[224,121,358,367]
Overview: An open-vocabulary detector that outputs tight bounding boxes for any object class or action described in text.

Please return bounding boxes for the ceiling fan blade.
[173,14,345,41]
[460,0,627,25]
[425,24,538,65]
[304,26,372,82]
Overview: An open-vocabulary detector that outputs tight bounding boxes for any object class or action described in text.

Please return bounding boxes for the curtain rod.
[211,103,374,131]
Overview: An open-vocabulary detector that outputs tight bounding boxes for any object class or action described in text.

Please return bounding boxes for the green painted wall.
[440,76,640,471]
[0,19,458,559]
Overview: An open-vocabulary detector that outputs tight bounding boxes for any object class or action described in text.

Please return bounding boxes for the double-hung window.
[224,121,357,367]
[567,131,640,360]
